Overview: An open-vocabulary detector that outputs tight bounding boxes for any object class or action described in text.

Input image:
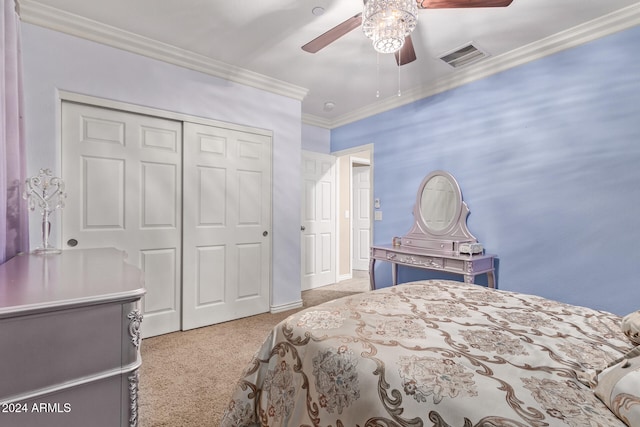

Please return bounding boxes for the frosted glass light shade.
[362,0,418,54]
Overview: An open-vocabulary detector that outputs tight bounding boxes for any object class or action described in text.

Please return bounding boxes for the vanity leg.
[392,263,398,286]
[464,274,475,285]
[369,258,376,290]
[487,271,496,289]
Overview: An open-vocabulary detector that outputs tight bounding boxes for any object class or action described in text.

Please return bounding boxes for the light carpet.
[139,274,369,426]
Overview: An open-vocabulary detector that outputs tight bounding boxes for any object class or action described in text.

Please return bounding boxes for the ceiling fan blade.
[301,13,363,53]
[418,0,513,8]
[395,35,417,66]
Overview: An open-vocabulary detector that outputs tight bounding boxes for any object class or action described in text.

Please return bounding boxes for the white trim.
[348,160,354,275]
[302,113,334,129]
[270,300,303,314]
[338,273,353,282]
[331,144,375,161]
[17,0,308,102]
[58,90,273,137]
[335,156,343,286]
[310,3,640,128]
[350,156,371,166]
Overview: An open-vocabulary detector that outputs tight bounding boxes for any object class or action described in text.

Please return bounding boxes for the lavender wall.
[302,124,330,153]
[20,23,303,309]
[332,26,640,316]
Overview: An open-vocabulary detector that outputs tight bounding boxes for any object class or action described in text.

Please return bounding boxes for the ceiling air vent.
[439,43,488,68]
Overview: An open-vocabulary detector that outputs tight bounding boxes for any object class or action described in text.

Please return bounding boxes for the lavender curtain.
[1,0,29,264]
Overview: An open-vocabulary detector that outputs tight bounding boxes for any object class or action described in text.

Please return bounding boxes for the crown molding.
[17,1,640,129]
[17,0,309,102]
[323,3,640,129]
[301,114,334,129]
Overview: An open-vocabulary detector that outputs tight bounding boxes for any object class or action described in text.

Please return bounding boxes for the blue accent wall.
[331,26,640,316]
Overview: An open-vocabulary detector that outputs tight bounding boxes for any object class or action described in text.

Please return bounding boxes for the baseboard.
[338,273,353,282]
[270,300,303,314]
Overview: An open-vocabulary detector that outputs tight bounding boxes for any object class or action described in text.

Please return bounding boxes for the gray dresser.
[0,248,145,427]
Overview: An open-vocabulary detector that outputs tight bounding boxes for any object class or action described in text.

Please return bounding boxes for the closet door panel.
[62,101,182,338]
[182,122,272,330]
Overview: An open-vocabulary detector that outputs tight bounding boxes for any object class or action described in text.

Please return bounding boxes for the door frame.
[58,91,272,137]
[332,144,374,281]
[350,158,371,272]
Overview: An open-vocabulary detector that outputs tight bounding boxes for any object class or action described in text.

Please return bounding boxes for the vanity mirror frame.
[401,170,478,255]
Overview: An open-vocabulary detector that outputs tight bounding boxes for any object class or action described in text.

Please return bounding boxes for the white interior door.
[61,101,182,338]
[352,164,371,271]
[182,122,271,330]
[301,151,336,290]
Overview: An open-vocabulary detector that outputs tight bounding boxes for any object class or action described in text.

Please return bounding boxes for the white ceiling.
[17,0,640,127]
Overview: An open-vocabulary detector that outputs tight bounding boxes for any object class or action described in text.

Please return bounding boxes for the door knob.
[263,231,268,237]
[67,238,78,247]
[300,226,306,231]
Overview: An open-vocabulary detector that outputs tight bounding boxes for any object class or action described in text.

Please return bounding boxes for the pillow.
[594,347,640,427]
[622,311,640,345]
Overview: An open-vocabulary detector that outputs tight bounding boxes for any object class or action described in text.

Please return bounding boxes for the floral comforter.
[221,280,632,426]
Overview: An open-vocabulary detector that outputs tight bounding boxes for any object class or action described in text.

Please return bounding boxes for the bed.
[221,279,639,427]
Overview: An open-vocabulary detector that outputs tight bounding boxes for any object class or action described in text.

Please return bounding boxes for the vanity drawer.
[371,247,391,259]
[401,238,455,252]
[372,247,447,269]
[391,253,445,270]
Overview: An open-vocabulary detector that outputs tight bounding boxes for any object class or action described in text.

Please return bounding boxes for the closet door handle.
[300,226,306,231]
[263,231,268,237]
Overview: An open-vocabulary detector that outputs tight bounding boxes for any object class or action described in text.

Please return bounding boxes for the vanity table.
[0,248,145,427]
[369,245,495,289]
[370,170,496,290]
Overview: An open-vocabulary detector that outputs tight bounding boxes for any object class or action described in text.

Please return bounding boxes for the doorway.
[351,161,371,271]
[333,145,374,281]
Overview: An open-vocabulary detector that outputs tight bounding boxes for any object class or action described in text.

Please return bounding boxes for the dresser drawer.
[0,303,123,400]
[0,375,124,427]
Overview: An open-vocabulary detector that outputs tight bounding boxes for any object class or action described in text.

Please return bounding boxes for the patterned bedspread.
[221,280,633,426]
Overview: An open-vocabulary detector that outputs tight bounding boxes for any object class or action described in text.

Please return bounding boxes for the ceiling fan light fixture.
[362,0,418,54]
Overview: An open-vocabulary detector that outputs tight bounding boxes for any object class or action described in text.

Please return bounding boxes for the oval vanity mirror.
[401,170,478,254]
[419,173,461,233]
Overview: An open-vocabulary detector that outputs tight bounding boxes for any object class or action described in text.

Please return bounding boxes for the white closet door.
[61,101,182,338]
[301,151,336,290]
[182,122,271,330]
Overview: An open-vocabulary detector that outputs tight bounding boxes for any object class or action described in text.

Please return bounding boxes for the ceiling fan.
[302,0,514,66]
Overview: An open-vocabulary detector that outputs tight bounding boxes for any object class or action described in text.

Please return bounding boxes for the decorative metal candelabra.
[23,168,67,254]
